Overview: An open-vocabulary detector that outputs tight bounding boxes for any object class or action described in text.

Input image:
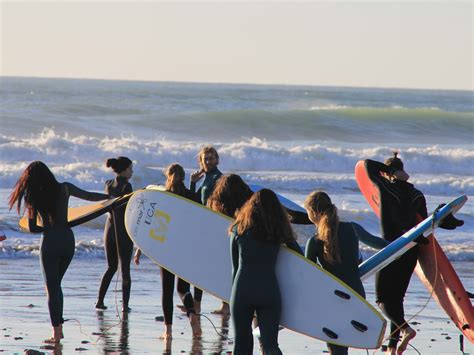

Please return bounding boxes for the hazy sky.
[2,1,472,90]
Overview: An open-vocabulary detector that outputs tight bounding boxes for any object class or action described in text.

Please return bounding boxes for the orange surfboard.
[18,194,131,232]
[355,160,473,343]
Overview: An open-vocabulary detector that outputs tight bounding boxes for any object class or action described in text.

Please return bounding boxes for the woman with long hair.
[303,190,388,355]
[207,174,254,315]
[229,188,302,354]
[96,156,134,312]
[134,163,201,339]
[9,161,109,343]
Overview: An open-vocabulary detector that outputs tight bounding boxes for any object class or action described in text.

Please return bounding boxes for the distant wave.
[1,130,473,195]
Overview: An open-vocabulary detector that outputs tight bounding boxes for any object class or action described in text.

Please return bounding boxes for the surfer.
[303,190,389,355]
[135,163,202,339]
[189,145,223,313]
[9,161,109,344]
[364,153,463,354]
[207,174,254,315]
[229,189,303,355]
[96,157,134,312]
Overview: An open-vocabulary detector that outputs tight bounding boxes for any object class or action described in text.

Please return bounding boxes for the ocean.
[1,76,472,261]
[1,76,473,353]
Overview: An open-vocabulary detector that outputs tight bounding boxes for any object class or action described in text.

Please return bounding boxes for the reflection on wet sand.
[95,310,130,353]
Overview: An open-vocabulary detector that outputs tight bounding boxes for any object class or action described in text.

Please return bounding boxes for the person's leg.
[231,299,254,355]
[326,343,348,355]
[377,299,408,350]
[193,287,203,314]
[56,247,74,339]
[118,236,133,311]
[160,267,175,339]
[97,228,118,309]
[40,248,63,342]
[255,306,282,355]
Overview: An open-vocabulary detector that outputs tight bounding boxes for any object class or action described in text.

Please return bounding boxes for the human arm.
[285,237,304,255]
[304,237,319,264]
[351,222,389,250]
[65,182,109,201]
[286,208,312,225]
[363,159,394,192]
[27,209,43,233]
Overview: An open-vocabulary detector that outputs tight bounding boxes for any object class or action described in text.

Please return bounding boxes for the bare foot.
[176,304,187,313]
[211,303,230,315]
[189,313,202,338]
[397,326,416,354]
[44,337,61,344]
[159,332,172,340]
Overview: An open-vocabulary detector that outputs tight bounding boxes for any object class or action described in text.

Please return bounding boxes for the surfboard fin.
[322,327,338,339]
[351,320,368,332]
[334,290,351,300]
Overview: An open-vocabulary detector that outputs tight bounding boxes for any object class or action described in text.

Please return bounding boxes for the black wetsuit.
[161,187,201,324]
[305,222,388,355]
[190,167,222,302]
[364,159,427,348]
[230,227,303,355]
[97,177,133,308]
[29,182,108,327]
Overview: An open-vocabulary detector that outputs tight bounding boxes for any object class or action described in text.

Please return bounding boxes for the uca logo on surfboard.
[133,197,171,243]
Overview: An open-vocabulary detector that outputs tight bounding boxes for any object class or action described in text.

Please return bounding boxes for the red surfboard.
[355,160,473,343]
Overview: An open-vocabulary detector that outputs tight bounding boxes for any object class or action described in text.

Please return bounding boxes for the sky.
[1,1,473,90]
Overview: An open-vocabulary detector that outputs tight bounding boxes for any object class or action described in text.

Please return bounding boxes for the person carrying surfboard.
[363,153,464,354]
[207,174,254,315]
[229,188,303,355]
[189,145,223,313]
[9,161,109,344]
[135,163,202,339]
[96,156,134,313]
[303,190,389,355]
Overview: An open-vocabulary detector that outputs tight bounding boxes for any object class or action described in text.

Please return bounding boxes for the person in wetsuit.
[96,157,134,312]
[9,161,109,343]
[207,174,254,315]
[230,189,303,355]
[134,163,202,339]
[189,145,223,313]
[303,190,389,355]
[364,153,463,354]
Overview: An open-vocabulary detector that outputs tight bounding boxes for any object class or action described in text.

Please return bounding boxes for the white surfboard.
[125,188,386,349]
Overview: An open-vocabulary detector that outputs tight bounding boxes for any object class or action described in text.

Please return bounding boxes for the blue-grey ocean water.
[0,77,472,261]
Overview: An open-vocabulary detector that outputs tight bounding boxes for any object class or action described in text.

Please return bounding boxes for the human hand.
[190,170,205,183]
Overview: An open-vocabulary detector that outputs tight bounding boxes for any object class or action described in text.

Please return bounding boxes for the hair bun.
[106,158,117,168]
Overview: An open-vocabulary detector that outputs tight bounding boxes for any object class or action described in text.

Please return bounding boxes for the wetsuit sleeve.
[285,237,304,255]
[286,208,312,225]
[230,232,239,283]
[190,181,197,194]
[305,237,319,264]
[351,222,388,250]
[64,182,109,201]
[364,159,394,193]
[415,192,428,219]
[28,209,43,233]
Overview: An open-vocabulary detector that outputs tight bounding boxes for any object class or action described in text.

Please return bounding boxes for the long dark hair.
[9,161,60,224]
[164,163,186,196]
[304,191,341,264]
[230,188,295,244]
[207,174,253,217]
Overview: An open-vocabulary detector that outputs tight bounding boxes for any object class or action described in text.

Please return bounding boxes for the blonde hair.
[198,146,219,170]
[304,191,341,264]
[164,163,185,196]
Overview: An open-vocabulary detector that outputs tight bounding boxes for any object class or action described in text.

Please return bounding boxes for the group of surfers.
[8,146,465,354]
